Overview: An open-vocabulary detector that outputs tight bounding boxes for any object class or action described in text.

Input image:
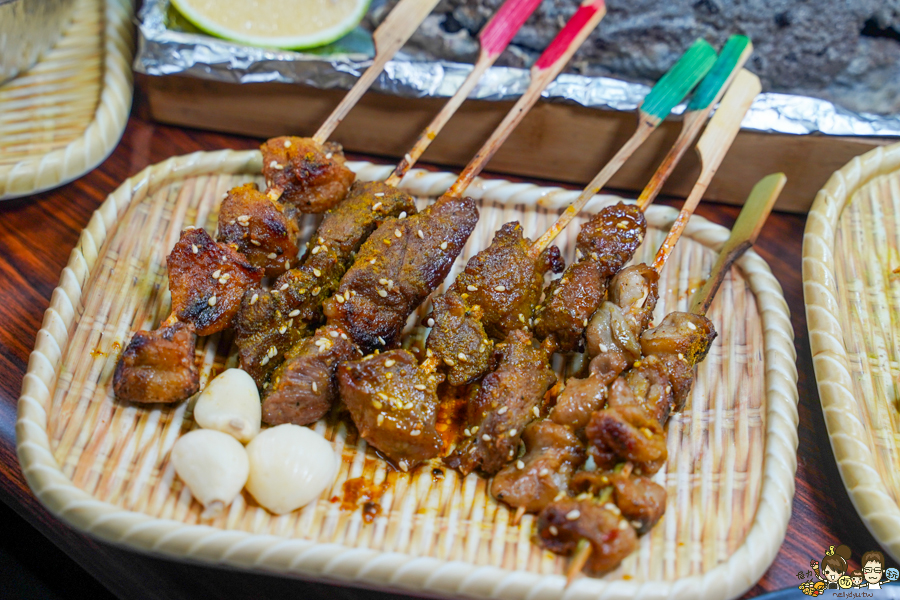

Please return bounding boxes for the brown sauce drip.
[435,382,472,455]
[339,476,388,521]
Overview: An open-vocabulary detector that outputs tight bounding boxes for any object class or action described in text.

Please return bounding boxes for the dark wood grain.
[0,89,890,599]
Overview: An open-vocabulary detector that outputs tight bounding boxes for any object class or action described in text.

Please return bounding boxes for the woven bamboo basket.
[803,141,900,563]
[17,150,798,600]
[0,0,133,200]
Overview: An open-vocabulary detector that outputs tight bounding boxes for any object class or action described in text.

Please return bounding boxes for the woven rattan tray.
[17,151,798,599]
[0,0,133,200]
[803,141,900,563]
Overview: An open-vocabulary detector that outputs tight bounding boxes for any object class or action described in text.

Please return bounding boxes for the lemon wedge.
[171,0,371,50]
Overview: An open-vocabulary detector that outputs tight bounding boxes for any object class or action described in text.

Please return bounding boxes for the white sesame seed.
[387,280,393,290]
[457,353,467,362]
[212,269,221,279]
[191,244,198,254]
[312,382,318,392]
[374,192,384,197]
[279,325,287,334]
[208,295,217,306]
[539,468,549,477]
[377,336,386,345]
[250,293,258,305]
[687,321,697,330]
[471,426,479,433]
[555,491,566,501]
[678,353,685,360]
[287,309,300,317]
[440,242,448,250]
[399,461,408,472]
[313,268,322,277]
[328,330,338,338]
[410,430,421,437]
[549,525,558,536]
[372,202,383,211]
[566,510,580,521]
[311,246,321,255]
[379,278,389,285]
[414,384,426,391]
[377,414,384,426]
[250,239,261,246]
[583,318,588,327]
[384,359,396,367]
[533,406,540,417]
[394,229,402,238]
[279,283,288,291]
[518,313,525,323]
[341,333,348,339]
[426,318,435,327]
[284,261,290,269]
[336,294,345,303]
[598,343,609,353]
[270,161,283,170]
[516,460,525,470]
[260,356,270,366]
[398,211,407,219]
[482,434,491,442]
[618,520,630,531]
[372,399,383,409]
[267,346,277,358]
[377,288,388,297]
[498,406,508,415]
[417,230,424,239]
[268,252,278,259]
[467,285,478,292]
[509,429,517,437]
[283,140,291,148]
[325,152,333,159]
[312,287,321,296]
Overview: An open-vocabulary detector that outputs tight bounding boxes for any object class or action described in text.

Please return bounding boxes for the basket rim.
[802,141,900,564]
[0,0,134,200]
[17,149,799,600]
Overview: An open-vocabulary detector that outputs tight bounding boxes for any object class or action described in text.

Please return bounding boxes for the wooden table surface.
[0,95,888,599]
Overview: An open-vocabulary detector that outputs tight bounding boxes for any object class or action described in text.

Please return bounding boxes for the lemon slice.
[171,0,371,50]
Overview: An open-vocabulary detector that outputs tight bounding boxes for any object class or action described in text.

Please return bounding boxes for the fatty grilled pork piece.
[167,228,262,336]
[425,291,493,386]
[490,420,585,514]
[549,374,607,432]
[451,222,563,340]
[607,264,659,335]
[217,183,299,277]
[260,136,355,213]
[535,203,647,353]
[339,350,444,470]
[608,357,675,425]
[570,470,666,535]
[324,194,479,353]
[262,325,362,426]
[640,311,716,366]
[585,405,667,476]
[113,321,199,404]
[583,301,641,384]
[445,329,556,476]
[536,498,638,575]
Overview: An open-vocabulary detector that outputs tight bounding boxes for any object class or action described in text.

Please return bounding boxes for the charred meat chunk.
[262,325,362,426]
[113,321,199,404]
[217,183,299,277]
[570,470,666,535]
[446,329,556,476]
[339,350,444,469]
[491,420,585,513]
[261,137,355,213]
[534,260,607,353]
[324,194,479,353]
[535,498,638,576]
[609,356,675,425]
[167,228,262,336]
[549,374,607,432]
[425,291,493,386]
[575,202,646,277]
[452,222,563,340]
[585,405,667,476]
[640,311,716,366]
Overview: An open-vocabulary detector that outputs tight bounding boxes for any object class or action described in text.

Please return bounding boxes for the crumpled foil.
[135,0,900,138]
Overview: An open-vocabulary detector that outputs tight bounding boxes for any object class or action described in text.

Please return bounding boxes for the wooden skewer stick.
[512,506,526,526]
[689,172,785,316]
[444,0,609,199]
[312,0,443,144]
[566,539,593,586]
[651,68,762,274]
[635,35,753,211]
[529,38,718,258]
[384,0,545,187]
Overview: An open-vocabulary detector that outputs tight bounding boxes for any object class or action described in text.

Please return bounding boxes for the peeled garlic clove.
[245,424,337,514]
[194,368,261,443]
[171,429,249,519]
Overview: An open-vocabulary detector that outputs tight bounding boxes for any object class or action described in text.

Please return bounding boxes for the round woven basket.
[803,141,900,563]
[17,150,799,599]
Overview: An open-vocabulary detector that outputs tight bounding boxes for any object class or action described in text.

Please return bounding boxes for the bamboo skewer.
[635,35,753,211]
[312,0,443,144]
[385,0,545,187]
[651,68,762,274]
[444,0,609,199]
[689,172,785,315]
[529,38,719,258]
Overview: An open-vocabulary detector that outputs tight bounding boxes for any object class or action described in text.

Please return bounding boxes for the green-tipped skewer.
[636,34,753,211]
[530,38,717,257]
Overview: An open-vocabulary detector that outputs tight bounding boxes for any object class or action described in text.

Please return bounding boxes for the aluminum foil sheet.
[135,0,900,138]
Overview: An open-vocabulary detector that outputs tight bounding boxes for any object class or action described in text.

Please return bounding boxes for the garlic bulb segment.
[171,429,250,519]
[194,368,261,443]
[244,424,338,514]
